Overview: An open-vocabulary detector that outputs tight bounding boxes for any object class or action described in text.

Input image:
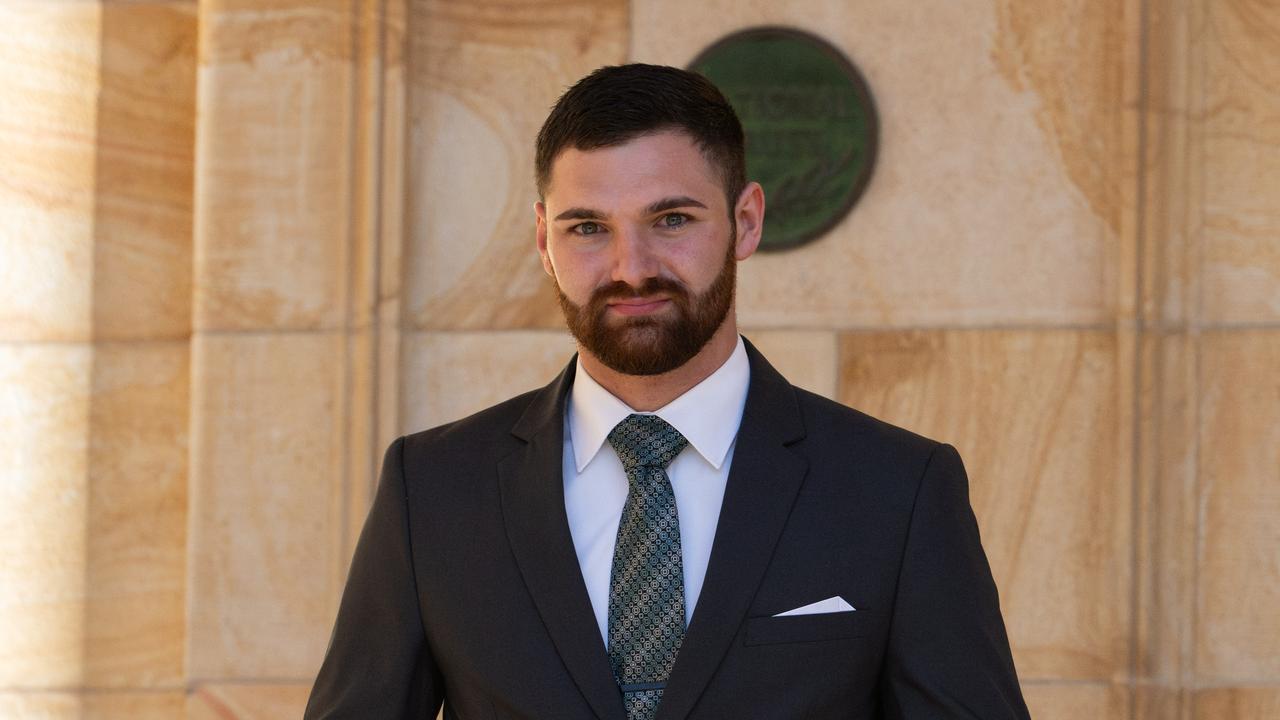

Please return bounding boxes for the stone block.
[1200,2,1280,325]
[188,683,311,720]
[84,342,189,687]
[84,691,187,720]
[0,692,78,719]
[1195,331,1280,679]
[400,330,576,432]
[0,345,92,686]
[0,3,99,342]
[741,329,837,399]
[187,332,345,678]
[194,2,356,331]
[1022,682,1128,720]
[1195,686,1280,720]
[93,1,197,341]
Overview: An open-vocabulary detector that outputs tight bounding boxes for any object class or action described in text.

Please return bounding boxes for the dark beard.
[555,239,736,376]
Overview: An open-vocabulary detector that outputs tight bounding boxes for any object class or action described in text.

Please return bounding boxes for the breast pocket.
[743,610,870,646]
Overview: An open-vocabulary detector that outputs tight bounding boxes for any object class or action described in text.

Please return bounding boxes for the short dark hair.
[534,64,746,208]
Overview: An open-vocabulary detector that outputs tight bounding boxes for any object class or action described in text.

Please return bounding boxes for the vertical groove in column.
[1126,0,1151,716]
[376,0,407,468]
[1133,1,1211,717]
[336,0,402,612]
[1185,0,1207,710]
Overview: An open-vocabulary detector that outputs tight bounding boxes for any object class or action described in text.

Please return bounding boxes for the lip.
[606,297,670,316]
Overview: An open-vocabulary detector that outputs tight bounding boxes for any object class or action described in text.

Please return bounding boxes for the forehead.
[544,130,724,211]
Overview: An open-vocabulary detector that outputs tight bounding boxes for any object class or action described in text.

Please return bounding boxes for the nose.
[609,226,660,289]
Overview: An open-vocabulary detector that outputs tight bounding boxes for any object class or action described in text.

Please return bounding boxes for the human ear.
[535,201,555,276]
[733,182,765,260]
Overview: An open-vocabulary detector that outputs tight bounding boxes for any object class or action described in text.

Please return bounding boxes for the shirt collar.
[568,335,750,473]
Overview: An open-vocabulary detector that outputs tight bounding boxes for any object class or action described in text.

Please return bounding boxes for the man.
[306,64,1030,719]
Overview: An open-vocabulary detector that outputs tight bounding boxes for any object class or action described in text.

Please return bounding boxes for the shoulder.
[741,338,947,481]
[376,387,554,512]
[786,386,952,496]
[794,387,938,454]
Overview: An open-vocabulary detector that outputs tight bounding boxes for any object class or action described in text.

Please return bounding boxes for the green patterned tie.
[606,414,689,720]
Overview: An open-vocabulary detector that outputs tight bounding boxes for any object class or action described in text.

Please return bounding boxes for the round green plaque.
[691,27,878,251]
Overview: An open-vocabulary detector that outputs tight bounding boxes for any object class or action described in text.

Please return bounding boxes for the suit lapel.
[656,341,809,720]
[498,359,626,720]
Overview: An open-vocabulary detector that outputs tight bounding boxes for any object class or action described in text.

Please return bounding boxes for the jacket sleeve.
[879,443,1031,719]
[304,436,444,719]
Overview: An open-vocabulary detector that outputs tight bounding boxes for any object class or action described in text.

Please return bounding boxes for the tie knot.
[607,414,688,472]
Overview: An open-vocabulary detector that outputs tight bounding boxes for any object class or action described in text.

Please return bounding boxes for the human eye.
[658,213,690,229]
[570,221,604,236]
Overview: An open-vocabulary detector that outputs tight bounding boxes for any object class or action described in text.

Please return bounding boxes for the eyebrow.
[554,207,605,222]
[552,196,708,223]
[646,196,708,215]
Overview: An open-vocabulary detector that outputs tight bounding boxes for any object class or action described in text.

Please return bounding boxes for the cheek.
[547,248,602,295]
[673,243,730,288]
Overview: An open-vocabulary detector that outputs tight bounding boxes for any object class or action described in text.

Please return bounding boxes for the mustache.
[588,277,689,306]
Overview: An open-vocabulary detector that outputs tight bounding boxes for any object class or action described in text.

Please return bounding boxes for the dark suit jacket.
[305,341,1030,719]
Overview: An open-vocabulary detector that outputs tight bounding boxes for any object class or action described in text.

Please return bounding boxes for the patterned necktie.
[606,414,689,720]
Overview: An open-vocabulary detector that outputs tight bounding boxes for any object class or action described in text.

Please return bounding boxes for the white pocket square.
[772,596,856,617]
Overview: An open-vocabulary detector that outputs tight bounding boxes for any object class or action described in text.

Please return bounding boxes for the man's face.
[535,131,756,376]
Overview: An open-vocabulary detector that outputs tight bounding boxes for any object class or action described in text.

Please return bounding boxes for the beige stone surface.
[740,329,837,399]
[1022,682,1128,720]
[0,691,184,720]
[187,332,346,679]
[404,0,628,330]
[187,683,310,720]
[1195,686,1280,720]
[83,691,187,719]
[85,342,188,687]
[0,2,99,342]
[194,2,355,332]
[628,0,1126,329]
[400,330,576,432]
[1195,330,1280,679]
[1200,1,1280,325]
[838,330,1126,679]
[1134,684,1188,720]
[0,345,92,686]
[0,692,78,719]
[94,1,197,341]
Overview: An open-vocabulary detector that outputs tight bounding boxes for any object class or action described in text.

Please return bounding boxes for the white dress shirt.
[562,336,751,647]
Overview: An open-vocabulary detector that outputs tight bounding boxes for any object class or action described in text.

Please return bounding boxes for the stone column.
[0,1,195,717]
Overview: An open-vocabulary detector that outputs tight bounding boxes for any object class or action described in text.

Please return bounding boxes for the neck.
[578,316,740,412]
